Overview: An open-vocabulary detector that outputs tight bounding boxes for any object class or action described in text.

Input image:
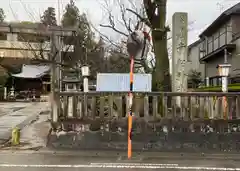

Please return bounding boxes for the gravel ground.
[0,106,50,150]
[0,102,32,117]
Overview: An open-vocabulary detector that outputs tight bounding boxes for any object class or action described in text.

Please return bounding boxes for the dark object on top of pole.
[126,30,151,60]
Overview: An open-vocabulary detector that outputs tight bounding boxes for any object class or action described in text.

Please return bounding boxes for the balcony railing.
[199,24,234,60]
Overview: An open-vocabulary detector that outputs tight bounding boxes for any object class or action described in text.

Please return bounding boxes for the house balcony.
[199,44,236,62]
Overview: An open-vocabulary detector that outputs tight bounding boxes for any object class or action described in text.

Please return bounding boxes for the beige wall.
[187,41,205,79]
[231,38,240,76]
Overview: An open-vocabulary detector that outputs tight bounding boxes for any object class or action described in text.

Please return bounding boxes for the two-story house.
[197,2,240,86]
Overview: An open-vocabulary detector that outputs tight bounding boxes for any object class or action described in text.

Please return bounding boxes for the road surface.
[1,102,240,171]
[0,150,240,171]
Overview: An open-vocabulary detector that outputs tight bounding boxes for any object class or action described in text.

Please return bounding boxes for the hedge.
[196,83,240,92]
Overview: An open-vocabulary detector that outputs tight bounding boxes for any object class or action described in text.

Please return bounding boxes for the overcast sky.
[2,0,240,44]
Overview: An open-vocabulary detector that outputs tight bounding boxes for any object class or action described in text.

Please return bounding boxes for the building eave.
[199,2,240,38]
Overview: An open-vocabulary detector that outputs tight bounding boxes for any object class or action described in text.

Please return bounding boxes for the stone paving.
[0,102,32,117]
[0,102,50,144]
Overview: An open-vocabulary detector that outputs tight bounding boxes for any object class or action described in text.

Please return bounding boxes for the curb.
[39,148,240,158]
[1,149,240,161]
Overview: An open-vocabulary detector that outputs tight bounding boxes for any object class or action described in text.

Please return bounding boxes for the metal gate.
[48,91,240,153]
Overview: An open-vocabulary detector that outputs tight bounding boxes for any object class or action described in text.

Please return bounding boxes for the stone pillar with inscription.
[172,12,188,107]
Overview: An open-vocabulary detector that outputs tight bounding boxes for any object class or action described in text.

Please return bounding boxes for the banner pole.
[128,56,134,159]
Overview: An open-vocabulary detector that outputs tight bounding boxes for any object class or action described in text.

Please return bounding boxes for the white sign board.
[96,73,152,92]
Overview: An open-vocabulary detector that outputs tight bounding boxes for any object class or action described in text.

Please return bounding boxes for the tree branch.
[143,0,156,28]
[126,8,152,28]
[100,24,128,37]
[118,2,132,33]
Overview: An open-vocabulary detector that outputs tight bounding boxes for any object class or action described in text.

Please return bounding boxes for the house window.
[210,77,222,86]
[218,77,222,85]
[226,23,233,43]
[199,41,206,59]
[0,32,7,40]
[213,32,219,51]
[219,26,226,47]
[213,78,217,86]
[207,36,213,53]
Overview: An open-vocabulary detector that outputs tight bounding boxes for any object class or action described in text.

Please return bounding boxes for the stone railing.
[47,91,240,152]
[55,91,240,125]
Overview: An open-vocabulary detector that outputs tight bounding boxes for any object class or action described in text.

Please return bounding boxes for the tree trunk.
[152,31,170,91]
[151,0,171,92]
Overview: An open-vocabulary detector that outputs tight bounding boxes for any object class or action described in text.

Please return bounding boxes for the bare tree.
[98,0,198,91]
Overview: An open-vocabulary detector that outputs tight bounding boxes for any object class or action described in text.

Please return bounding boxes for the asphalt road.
[0,151,240,171]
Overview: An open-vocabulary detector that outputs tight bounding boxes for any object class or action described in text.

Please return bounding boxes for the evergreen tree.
[61,0,95,49]
[0,8,5,23]
[41,7,57,26]
[61,0,79,27]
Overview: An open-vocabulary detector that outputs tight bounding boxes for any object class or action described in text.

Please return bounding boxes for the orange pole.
[128,56,134,159]
[128,106,132,158]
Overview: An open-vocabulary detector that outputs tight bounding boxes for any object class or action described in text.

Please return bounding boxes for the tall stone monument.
[172,12,188,106]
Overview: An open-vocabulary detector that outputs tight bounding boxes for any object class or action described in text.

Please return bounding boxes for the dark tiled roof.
[199,2,240,37]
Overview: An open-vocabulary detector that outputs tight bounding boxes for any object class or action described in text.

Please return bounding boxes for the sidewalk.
[0,102,49,144]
